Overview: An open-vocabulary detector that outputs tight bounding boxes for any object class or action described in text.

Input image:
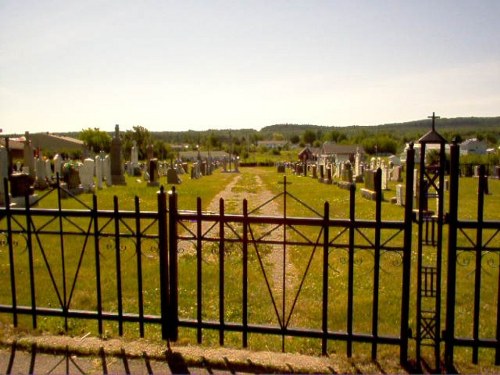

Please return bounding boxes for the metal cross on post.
[428,112,440,132]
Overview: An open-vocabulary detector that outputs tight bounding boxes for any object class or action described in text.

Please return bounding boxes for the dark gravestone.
[110,124,126,185]
[9,173,34,197]
[277,164,285,173]
[326,167,332,183]
[167,167,181,184]
[147,158,159,186]
[361,169,380,200]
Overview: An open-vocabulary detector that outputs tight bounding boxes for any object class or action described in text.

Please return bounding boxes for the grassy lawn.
[0,166,498,368]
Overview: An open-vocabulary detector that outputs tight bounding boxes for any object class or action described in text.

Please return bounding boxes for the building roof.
[321,142,364,155]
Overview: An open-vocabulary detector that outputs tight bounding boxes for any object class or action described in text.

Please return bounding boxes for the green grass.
[0,166,498,367]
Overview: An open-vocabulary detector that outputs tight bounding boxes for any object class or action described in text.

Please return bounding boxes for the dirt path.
[180,172,298,299]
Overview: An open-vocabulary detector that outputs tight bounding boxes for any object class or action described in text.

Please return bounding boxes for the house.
[27,132,85,154]
[178,150,229,162]
[257,140,288,149]
[317,142,365,164]
[298,146,320,161]
[0,137,24,159]
[460,138,487,155]
[400,142,451,163]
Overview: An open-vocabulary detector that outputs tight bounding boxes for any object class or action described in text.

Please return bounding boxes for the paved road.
[0,343,254,374]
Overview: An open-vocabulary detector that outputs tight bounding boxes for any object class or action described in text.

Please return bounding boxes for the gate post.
[158,186,169,340]
[168,187,179,341]
[445,139,459,368]
[159,186,179,341]
[400,143,414,364]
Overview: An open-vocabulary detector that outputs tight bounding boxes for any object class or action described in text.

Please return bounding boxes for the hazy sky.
[1,1,499,134]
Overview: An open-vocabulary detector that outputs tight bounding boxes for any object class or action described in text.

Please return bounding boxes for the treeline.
[61,116,499,160]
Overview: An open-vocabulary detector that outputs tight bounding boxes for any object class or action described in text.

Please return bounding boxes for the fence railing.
[0,148,499,368]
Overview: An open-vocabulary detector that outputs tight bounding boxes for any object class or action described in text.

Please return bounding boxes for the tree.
[123,126,152,160]
[290,134,300,144]
[79,128,112,153]
[302,130,316,145]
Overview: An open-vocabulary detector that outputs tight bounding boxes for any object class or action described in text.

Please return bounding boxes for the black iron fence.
[0,145,498,369]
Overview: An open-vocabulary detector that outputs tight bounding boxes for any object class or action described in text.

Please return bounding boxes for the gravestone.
[129,140,139,175]
[396,184,405,206]
[23,132,36,179]
[147,158,159,186]
[104,155,112,186]
[63,162,81,190]
[370,157,376,171]
[79,158,95,192]
[277,163,285,173]
[167,167,181,184]
[326,167,332,183]
[234,158,240,173]
[34,153,48,190]
[110,124,126,185]
[45,159,52,180]
[312,165,317,179]
[9,173,38,207]
[392,165,402,182]
[354,148,362,177]
[361,169,382,201]
[95,154,103,189]
[146,144,154,162]
[381,162,389,190]
[53,154,62,179]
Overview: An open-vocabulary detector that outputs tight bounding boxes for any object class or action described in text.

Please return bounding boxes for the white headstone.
[104,155,112,186]
[396,184,405,206]
[95,155,103,189]
[413,169,418,197]
[53,154,62,178]
[45,159,52,179]
[79,158,95,192]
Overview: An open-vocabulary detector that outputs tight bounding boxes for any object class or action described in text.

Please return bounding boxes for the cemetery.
[0,120,499,372]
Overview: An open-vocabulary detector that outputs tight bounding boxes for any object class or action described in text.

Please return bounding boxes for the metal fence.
[0,145,498,369]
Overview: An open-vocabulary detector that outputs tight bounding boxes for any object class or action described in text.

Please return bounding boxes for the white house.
[460,138,488,155]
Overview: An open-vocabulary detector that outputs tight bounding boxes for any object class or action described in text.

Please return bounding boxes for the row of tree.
[77,118,499,161]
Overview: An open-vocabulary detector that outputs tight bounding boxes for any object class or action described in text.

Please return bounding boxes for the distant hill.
[17,116,499,146]
[260,117,500,139]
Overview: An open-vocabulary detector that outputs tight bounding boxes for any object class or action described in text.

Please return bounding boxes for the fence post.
[92,195,103,336]
[25,193,37,329]
[372,168,382,360]
[158,186,170,340]
[168,187,179,341]
[471,165,486,364]
[400,143,414,364]
[445,139,459,368]
[242,199,249,348]
[322,201,330,355]
[347,180,355,357]
[4,178,17,327]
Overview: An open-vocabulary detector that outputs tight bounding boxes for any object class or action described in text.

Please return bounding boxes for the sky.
[1,0,499,135]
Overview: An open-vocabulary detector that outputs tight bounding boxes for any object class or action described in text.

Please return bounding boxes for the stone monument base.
[338,181,354,191]
[112,175,126,185]
[360,188,383,201]
[10,194,39,208]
